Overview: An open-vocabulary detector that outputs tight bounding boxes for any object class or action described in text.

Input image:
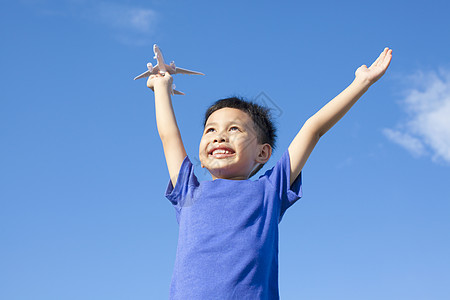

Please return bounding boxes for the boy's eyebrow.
[205,119,247,128]
[204,122,218,127]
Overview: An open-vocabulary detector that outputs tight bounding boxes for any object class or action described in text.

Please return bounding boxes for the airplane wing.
[133,65,160,80]
[134,70,151,80]
[174,67,205,75]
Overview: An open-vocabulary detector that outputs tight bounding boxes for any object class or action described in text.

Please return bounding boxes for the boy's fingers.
[382,49,393,69]
[380,48,391,62]
[370,49,385,68]
[150,74,163,79]
[370,47,390,68]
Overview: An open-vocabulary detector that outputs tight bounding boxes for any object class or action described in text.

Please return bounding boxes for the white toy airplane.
[134,44,204,95]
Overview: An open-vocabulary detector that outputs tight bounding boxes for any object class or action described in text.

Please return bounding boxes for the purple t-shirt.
[165,150,302,299]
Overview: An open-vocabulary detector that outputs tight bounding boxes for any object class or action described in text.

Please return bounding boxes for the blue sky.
[1,0,450,299]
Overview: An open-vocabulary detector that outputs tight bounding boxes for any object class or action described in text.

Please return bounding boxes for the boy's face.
[199,108,270,180]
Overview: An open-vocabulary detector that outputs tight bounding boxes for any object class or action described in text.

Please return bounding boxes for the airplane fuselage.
[153,44,175,74]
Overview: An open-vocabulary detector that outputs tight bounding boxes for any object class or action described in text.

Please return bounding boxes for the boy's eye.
[229,126,240,132]
[205,128,215,133]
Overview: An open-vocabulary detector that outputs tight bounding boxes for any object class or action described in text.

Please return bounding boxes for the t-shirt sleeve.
[263,149,303,220]
[165,156,199,209]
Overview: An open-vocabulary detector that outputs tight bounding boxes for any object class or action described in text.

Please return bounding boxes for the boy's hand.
[149,71,187,187]
[288,47,393,185]
[147,72,173,92]
[355,47,393,85]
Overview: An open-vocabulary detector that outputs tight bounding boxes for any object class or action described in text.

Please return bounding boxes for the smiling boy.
[200,102,274,180]
[146,48,392,299]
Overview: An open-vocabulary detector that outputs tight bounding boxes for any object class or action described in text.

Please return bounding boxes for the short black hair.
[203,96,277,177]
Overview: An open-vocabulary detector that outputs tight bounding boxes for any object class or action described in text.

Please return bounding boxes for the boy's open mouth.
[209,146,235,158]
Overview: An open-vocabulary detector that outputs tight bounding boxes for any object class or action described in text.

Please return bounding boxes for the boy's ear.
[256,144,272,164]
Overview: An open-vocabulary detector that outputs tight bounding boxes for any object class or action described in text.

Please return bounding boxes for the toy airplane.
[134,44,204,95]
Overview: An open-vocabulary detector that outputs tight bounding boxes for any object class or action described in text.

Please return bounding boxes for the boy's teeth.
[212,149,231,155]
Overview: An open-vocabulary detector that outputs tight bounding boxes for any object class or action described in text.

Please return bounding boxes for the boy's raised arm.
[148,73,187,187]
[288,48,392,185]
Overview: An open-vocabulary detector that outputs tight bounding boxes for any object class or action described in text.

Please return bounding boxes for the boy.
[147,48,392,299]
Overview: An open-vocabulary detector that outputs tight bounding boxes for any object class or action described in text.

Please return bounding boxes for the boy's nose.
[213,132,227,143]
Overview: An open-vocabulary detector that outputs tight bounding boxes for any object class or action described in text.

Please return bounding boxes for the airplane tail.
[172,84,185,95]
[173,89,185,95]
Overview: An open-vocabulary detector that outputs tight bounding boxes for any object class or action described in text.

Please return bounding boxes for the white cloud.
[24,0,158,45]
[95,2,157,34]
[88,2,158,45]
[384,69,450,164]
[382,128,427,157]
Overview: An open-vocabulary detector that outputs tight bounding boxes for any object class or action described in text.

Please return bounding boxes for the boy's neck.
[211,174,249,181]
